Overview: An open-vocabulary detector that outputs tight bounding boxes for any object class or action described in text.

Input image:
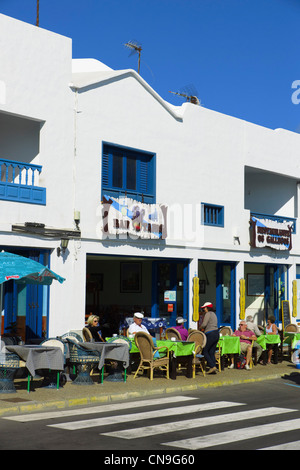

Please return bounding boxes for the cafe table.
[217,336,241,370]
[256,334,281,350]
[130,338,195,380]
[78,341,130,383]
[5,344,64,392]
[282,332,300,349]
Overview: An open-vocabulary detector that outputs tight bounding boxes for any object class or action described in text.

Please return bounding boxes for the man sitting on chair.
[128,312,159,357]
[128,312,150,335]
[229,321,257,371]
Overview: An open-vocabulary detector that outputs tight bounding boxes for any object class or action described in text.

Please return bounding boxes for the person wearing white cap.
[128,312,160,358]
[128,312,150,335]
[174,317,189,341]
[200,302,219,374]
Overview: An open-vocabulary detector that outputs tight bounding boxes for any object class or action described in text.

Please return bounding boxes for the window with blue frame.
[202,203,224,227]
[102,144,156,204]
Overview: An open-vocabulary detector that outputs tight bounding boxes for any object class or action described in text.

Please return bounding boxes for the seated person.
[246,315,264,364]
[173,316,189,341]
[86,314,105,342]
[266,315,278,364]
[128,312,150,335]
[229,321,257,370]
[128,312,160,358]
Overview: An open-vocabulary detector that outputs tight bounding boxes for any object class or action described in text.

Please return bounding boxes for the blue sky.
[1,0,300,133]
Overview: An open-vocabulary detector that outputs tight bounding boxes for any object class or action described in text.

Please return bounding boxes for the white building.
[1,13,300,342]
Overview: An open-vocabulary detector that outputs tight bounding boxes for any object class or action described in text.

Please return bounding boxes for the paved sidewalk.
[0,361,298,417]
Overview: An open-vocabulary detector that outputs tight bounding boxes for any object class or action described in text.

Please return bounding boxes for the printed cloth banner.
[250,215,293,251]
[102,195,168,239]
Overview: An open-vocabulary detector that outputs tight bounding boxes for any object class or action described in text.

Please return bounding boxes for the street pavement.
[0,360,298,417]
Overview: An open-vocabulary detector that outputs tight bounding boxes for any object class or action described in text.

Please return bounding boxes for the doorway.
[1,249,49,342]
[216,262,236,330]
[151,260,189,326]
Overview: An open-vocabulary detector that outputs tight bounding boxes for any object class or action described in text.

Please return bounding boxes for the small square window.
[202,203,224,227]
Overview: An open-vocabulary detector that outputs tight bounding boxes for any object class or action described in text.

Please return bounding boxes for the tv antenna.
[124,40,142,74]
[169,85,201,105]
[36,0,39,26]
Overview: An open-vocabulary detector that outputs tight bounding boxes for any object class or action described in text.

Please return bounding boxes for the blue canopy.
[0,251,65,285]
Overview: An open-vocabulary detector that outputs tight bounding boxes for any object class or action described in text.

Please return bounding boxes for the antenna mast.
[169,85,201,106]
[36,0,39,27]
[124,40,142,74]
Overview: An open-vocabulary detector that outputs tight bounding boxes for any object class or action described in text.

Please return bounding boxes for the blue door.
[265,264,287,325]
[216,262,236,330]
[151,260,189,326]
[2,249,49,342]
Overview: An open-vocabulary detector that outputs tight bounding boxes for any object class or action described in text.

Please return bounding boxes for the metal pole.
[36,0,39,27]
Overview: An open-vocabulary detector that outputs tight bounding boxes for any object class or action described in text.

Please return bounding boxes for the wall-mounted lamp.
[74,210,80,230]
[57,238,69,257]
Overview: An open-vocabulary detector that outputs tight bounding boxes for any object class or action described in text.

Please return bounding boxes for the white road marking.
[101,407,296,439]
[47,401,244,430]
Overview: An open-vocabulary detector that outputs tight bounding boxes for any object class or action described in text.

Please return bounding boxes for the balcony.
[0,158,46,205]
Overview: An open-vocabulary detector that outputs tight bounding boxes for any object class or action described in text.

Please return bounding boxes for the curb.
[0,372,285,418]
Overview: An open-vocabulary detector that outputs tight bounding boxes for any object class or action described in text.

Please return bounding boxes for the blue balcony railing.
[0,158,46,205]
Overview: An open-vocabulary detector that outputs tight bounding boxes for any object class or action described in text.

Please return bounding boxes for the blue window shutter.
[102,150,109,188]
[140,159,148,195]
[102,143,155,203]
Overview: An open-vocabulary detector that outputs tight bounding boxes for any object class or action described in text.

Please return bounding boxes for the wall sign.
[102,195,167,239]
[164,290,176,302]
[250,215,293,251]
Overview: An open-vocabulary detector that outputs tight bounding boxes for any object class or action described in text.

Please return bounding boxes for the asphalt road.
[1,377,300,453]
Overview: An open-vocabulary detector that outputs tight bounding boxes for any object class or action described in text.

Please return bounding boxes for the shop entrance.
[1,249,49,342]
[216,262,236,330]
[198,261,236,330]
[85,256,189,333]
[244,263,288,326]
[151,260,189,325]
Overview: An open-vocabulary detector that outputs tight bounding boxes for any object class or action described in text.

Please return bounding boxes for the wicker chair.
[187,330,207,377]
[282,323,299,360]
[165,327,182,341]
[133,332,169,380]
[39,338,68,388]
[60,331,83,343]
[219,326,233,336]
[66,338,100,385]
[82,327,93,342]
[0,350,20,393]
[285,323,298,333]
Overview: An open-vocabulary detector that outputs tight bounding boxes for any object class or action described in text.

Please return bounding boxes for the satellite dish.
[124,40,142,74]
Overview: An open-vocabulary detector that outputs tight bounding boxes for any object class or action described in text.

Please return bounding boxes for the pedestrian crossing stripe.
[163,417,300,450]
[101,406,296,440]
[4,395,198,422]
[259,440,300,450]
[47,401,245,431]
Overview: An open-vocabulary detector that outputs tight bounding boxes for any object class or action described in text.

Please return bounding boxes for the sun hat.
[176,316,187,324]
[133,312,144,319]
[201,302,213,309]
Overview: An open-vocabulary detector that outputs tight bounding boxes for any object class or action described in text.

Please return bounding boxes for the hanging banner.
[102,195,168,239]
[292,280,297,318]
[250,215,293,251]
[192,276,199,322]
[239,278,245,319]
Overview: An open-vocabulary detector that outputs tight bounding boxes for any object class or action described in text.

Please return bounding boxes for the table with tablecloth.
[282,332,300,349]
[78,341,130,370]
[130,338,195,380]
[5,344,65,391]
[218,336,241,355]
[256,334,281,350]
[6,344,64,377]
[217,336,241,370]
